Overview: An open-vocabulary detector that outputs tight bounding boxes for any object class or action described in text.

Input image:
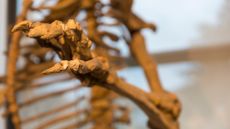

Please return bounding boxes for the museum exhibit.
[0,0,230,129]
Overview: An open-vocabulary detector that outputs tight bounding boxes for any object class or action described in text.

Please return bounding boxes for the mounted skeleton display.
[0,0,181,129]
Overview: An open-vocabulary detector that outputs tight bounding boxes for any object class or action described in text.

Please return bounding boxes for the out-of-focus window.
[134,0,224,52]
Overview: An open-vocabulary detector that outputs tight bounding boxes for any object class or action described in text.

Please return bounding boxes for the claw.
[42,59,81,74]
[11,20,32,32]
[147,23,157,32]
[41,61,69,74]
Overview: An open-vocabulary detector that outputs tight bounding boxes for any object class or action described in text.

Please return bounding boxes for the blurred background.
[1,0,230,129]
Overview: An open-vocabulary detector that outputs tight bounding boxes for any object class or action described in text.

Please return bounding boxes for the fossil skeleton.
[0,0,181,129]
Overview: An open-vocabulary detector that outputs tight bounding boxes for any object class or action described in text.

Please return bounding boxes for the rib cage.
[1,0,130,129]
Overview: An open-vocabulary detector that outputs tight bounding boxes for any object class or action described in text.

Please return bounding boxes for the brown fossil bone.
[35,109,88,129]
[3,1,129,129]
[6,0,33,128]
[18,85,83,108]
[108,0,157,32]
[12,19,181,129]
[107,0,161,93]
[2,0,181,128]
[21,96,86,124]
[83,1,130,128]
[0,87,6,107]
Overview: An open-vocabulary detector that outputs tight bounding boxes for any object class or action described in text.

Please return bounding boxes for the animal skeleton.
[0,0,181,129]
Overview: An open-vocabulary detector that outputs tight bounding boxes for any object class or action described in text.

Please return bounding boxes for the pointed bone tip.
[41,61,69,75]
[11,20,33,32]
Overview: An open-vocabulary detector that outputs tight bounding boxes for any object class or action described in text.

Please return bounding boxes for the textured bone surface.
[1,0,181,129]
[13,19,181,129]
